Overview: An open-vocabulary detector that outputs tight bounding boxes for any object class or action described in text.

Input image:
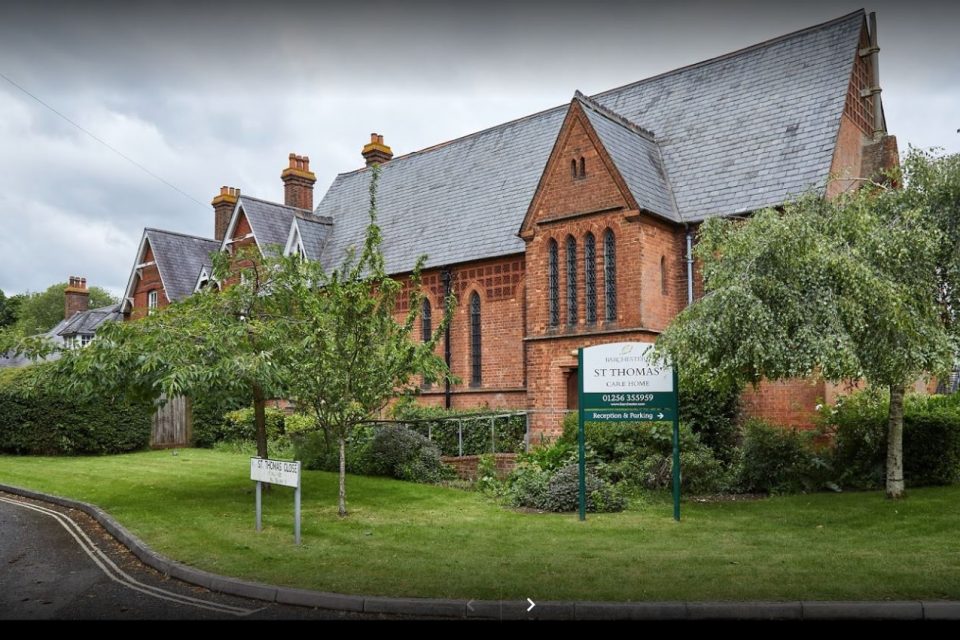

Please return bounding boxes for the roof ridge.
[294,212,334,224]
[574,90,657,140]
[592,9,864,101]
[240,194,311,212]
[144,228,219,243]
[326,10,863,184]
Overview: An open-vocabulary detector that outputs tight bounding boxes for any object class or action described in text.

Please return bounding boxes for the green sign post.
[577,342,680,521]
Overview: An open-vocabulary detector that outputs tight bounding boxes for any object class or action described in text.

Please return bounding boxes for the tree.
[0,289,23,328]
[17,246,289,460]
[14,282,115,334]
[656,149,960,499]
[272,165,452,516]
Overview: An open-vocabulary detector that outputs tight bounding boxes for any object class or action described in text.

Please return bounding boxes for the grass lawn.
[1,449,958,602]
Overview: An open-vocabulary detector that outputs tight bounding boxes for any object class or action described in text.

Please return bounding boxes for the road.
[0,492,407,620]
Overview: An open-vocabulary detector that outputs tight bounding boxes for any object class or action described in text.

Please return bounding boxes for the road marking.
[0,496,259,617]
[527,597,536,612]
[466,600,475,612]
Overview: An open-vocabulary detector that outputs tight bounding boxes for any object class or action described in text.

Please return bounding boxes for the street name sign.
[250,457,302,544]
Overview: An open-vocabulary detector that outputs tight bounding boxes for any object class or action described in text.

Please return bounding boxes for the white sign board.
[581,342,673,394]
[250,457,301,488]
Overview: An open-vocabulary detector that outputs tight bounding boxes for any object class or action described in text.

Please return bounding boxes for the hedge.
[0,364,153,455]
[389,402,526,456]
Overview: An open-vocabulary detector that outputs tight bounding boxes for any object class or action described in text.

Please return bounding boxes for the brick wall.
[129,242,169,320]
[441,453,518,480]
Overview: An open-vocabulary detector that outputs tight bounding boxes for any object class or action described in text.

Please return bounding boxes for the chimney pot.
[281,152,317,210]
[212,185,241,242]
[361,132,394,167]
[65,275,90,319]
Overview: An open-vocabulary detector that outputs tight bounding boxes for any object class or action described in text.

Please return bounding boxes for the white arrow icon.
[658,412,664,419]
[526,598,536,612]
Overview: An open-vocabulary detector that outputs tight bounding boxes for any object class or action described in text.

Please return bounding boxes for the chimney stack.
[65,276,89,320]
[281,153,317,210]
[361,133,393,167]
[211,186,240,242]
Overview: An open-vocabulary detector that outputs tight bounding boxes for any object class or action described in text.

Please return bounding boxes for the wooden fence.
[150,395,192,448]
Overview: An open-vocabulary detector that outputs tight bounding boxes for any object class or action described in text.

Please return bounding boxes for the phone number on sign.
[601,393,655,403]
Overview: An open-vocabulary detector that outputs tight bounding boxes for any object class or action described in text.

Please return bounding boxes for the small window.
[421,298,432,343]
[571,159,577,178]
[148,290,158,315]
[566,236,577,326]
[660,256,667,295]
[548,239,559,327]
[585,232,596,324]
[579,156,586,178]
[80,334,93,348]
[604,229,617,322]
[470,292,482,386]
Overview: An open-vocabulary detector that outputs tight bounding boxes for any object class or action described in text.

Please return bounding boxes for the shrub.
[822,389,960,488]
[678,374,742,464]
[559,413,731,494]
[542,463,625,513]
[367,425,454,483]
[293,424,374,475]
[389,400,526,455]
[0,364,152,455]
[506,461,551,509]
[220,407,286,442]
[519,440,575,472]
[191,394,247,448]
[736,420,832,494]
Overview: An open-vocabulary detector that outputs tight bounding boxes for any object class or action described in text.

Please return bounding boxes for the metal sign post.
[250,457,303,544]
[578,342,680,522]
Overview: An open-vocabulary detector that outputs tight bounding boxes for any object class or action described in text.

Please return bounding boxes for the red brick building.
[121,10,898,440]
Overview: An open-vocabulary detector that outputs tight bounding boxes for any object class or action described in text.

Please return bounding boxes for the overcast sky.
[1,0,957,298]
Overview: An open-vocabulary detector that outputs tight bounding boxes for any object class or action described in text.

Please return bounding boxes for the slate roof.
[58,304,123,336]
[292,214,334,261]
[575,92,678,221]
[236,196,310,256]
[0,305,122,368]
[314,10,864,275]
[145,229,221,303]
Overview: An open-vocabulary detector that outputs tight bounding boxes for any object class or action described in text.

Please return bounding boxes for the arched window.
[548,239,559,327]
[584,232,596,324]
[579,156,586,178]
[470,292,482,386]
[421,298,432,343]
[571,159,577,178]
[660,256,667,296]
[566,236,577,326]
[604,229,617,322]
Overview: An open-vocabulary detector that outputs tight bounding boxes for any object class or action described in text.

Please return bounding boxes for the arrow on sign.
[527,598,536,612]
[658,412,664,419]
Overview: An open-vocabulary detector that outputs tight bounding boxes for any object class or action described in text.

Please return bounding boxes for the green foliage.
[678,372,742,463]
[0,289,23,328]
[390,400,526,455]
[283,413,315,434]
[736,420,832,494]
[14,282,116,335]
[366,426,454,484]
[821,389,960,489]
[0,364,151,455]
[505,461,552,509]
[220,407,286,441]
[519,440,576,472]
[190,393,249,448]
[293,425,374,475]
[559,412,731,493]
[475,453,501,494]
[542,463,625,513]
[656,150,960,497]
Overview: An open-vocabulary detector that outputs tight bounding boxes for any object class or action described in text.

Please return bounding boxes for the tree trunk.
[886,383,906,499]
[253,383,268,460]
[338,436,347,517]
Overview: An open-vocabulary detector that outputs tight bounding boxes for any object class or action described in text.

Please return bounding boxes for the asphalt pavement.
[0,493,407,620]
